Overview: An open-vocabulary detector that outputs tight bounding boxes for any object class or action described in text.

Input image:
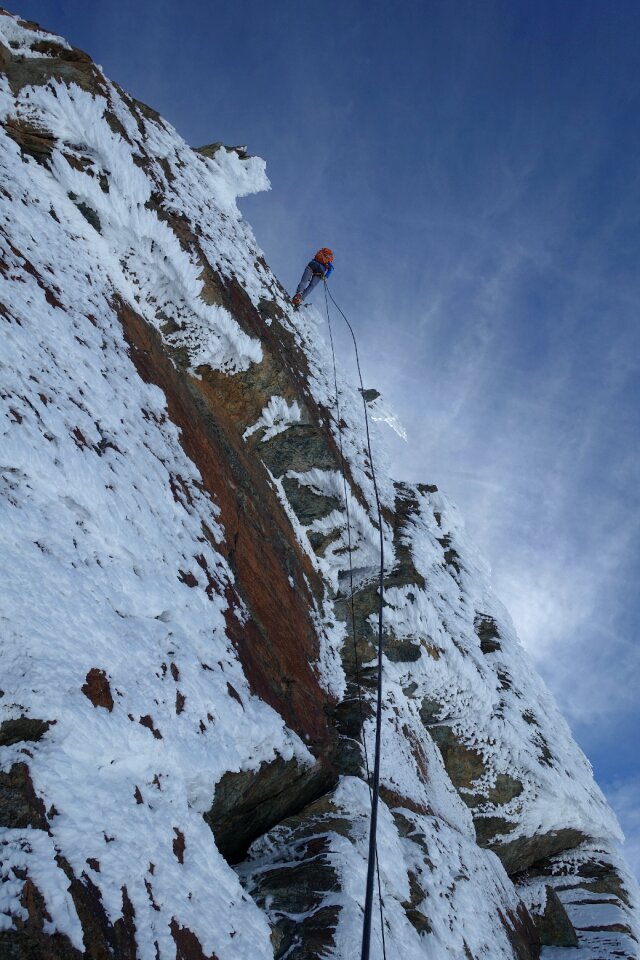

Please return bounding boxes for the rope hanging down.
[322,283,387,960]
[322,287,371,777]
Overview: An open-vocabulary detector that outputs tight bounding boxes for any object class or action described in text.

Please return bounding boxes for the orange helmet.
[314,247,334,265]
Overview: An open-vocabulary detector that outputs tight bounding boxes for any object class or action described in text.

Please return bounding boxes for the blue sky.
[15,0,640,875]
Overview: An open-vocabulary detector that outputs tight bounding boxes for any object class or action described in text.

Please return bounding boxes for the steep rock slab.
[381,485,620,869]
[116,299,337,757]
[238,778,541,960]
[0,13,317,956]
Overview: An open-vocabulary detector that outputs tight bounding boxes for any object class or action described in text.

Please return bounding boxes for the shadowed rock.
[0,717,53,747]
[238,794,351,960]
[0,763,49,830]
[536,887,578,947]
[483,826,588,876]
[281,475,341,525]
[475,614,502,654]
[204,755,336,864]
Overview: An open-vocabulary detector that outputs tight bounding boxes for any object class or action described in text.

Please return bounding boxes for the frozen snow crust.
[0,10,638,960]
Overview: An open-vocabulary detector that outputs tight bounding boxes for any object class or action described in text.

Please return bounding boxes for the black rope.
[322,283,371,781]
[323,282,387,960]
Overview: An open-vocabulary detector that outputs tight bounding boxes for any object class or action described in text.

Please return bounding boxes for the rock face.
[0,9,638,960]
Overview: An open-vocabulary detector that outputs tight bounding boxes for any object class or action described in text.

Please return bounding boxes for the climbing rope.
[322,284,371,776]
[322,282,387,960]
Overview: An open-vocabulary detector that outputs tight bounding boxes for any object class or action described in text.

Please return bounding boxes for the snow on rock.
[0,9,71,57]
[390,484,620,849]
[197,143,271,210]
[243,396,302,442]
[367,392,408,442]
[0,9,638,960]
[0,14,309,959]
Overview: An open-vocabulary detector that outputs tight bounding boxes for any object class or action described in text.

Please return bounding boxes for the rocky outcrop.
[516,842,639,958]
[204,756,333,864]
[0,9,638,960]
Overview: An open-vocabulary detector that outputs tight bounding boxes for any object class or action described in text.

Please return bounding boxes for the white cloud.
[491,541,640,726]
[604,778,640,881]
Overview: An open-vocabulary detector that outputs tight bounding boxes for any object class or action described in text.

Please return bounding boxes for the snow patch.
[243,395,301,442]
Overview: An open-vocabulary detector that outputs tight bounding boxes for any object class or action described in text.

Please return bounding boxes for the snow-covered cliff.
[1,10,638,959]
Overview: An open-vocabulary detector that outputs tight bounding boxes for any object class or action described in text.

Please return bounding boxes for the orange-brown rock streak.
[116,298,336,762]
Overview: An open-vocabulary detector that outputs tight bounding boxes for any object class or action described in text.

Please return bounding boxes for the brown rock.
[116,297,338,759]
[1,855,138,960]
[499,904,541,960]
[30,39,92,62]
[0,38,11,70]
[3,118,56,164]
[139,714,162,739]
[0,875,84,960]
[466,772,524,809]
[173,828,185,864]
[1,41,107,97]
[281,475,341,525]
[81,668,114,711]
[171,919,219,960]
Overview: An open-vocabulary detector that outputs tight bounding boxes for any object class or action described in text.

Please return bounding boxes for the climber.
[291,248,334,307]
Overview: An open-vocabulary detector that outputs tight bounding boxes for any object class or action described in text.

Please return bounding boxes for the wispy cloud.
[345,145,640,821]
[604,777,640,881]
